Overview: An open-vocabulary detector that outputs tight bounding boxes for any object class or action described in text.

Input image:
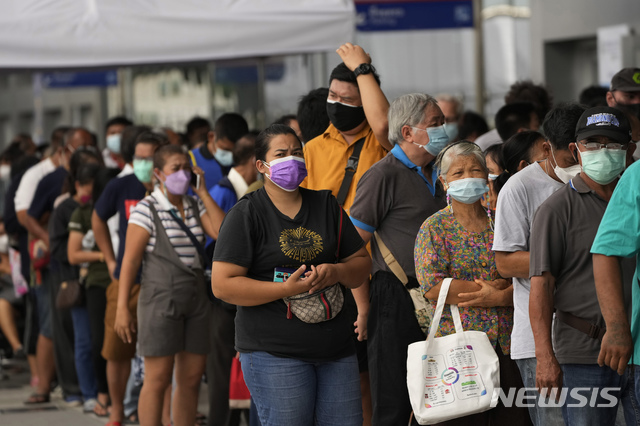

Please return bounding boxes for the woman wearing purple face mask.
[114,145,226,426]
[211,124,372,426]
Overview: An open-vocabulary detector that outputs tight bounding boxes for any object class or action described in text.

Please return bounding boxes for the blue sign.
[42,70,118,88]
[356,0,473,32]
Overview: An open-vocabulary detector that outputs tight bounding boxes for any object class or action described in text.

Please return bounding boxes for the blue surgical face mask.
[446,177,489,204]
[214,148,233,167]
[488,173,499,181]
[413,125,450,156]
[107,134,121,154]
[443,122,459,141]
[578,148,626,185]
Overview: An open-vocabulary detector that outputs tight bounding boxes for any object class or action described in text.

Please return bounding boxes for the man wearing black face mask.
[301,43,391,426]
[302,43,391,214]
[606,68,640,110]
[606,68,640,162]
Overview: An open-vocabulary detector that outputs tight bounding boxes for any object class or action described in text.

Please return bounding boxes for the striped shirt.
[129,187,206,267]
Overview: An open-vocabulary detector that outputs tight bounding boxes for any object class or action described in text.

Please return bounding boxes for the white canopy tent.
[0,0,355,69]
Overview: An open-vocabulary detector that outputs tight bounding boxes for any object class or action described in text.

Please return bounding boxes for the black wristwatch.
[354,63,375,78]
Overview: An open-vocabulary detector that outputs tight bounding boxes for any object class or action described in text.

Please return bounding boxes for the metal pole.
[32,73,44,144]
[257,58,266,130]
[474,0,485,116]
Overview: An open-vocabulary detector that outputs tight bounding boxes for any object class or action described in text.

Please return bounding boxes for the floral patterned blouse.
[414,207,513,353]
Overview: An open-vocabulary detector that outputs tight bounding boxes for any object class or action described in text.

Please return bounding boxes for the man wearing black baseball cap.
[529,106,636,425]
[607,67,640,107]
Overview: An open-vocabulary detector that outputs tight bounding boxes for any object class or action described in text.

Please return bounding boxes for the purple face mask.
[263,156,308,192]
[163,169,191,195]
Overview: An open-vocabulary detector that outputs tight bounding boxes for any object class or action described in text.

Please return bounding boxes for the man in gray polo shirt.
[350,93,446,425]
[493,103,585,425]
[530,106,636,425]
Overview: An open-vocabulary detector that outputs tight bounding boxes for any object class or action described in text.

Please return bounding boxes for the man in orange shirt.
[302,43,391,214]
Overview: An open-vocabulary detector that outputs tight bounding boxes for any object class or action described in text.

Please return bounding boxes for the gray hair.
[435,141,487,179]
[388,93,439,146]
[435,93,464,115]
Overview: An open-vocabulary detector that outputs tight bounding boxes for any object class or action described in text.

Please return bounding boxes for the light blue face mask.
[443,122,459,141]
[413,125,450,156]
[578,148,626,185]
[214,148,234,167]
[446,177,489,204]
[107,134,121,154]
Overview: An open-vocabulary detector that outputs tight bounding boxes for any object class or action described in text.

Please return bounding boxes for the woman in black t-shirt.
[212,124,371,426]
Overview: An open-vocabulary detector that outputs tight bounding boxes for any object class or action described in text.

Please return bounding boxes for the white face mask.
[488,173,499,181]
[0,164,10,181]
[550,145,580,184]
[0,234,9,254]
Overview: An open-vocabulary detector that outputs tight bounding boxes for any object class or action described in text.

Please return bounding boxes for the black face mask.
[326,100,366,132]
[612,97,640,120]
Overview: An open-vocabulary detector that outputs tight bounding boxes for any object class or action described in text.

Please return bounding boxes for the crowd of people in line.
[1,42,640,426]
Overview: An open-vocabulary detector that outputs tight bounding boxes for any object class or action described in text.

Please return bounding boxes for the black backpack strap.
[336,136,366,206]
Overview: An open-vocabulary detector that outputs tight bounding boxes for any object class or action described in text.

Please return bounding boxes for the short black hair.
[273,115,297,127]
[495,102,536,141]
[297,87,330,142]
[484,144,504,171]
[214,113,249,144]
[75,163,102,186]
[329,63,381,88]
[121,125,152,163]
[186,116,211,137]
[494,130,544,195]
[504,80,553,122]
[255,124,301,162]
[541,102,587,150]
[458,111,489,141]
[233,132,257,166]
[153,144,187,170]
[579,85,609,108]
[105,116,133,133]
[51,126,72,151]
[134,131,169,157]
[67,148,103,195]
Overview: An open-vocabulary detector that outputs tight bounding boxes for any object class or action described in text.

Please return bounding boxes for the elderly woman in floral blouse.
[414,141,531,426]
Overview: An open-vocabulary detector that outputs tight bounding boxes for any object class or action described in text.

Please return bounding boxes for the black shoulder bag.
[336,136,366,206]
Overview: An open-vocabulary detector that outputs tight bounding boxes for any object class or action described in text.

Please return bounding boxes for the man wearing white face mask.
[188,113,248,192]
[492,103,586,425]
[530,106,637,425]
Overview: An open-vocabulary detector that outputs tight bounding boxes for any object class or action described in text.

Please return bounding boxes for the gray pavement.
[0,358,214,426]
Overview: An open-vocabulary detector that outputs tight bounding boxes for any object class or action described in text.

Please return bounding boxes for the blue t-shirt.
[591,160,640,365]
[210,181,237,214]
[27,167,68,220]
[189,145,230,191]
[94,174,147,279]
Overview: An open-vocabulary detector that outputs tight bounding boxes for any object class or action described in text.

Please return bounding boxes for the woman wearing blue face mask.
[415,141,530,425]
[211,124,371,426]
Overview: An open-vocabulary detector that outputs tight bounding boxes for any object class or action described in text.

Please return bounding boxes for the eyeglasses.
[578,141,628,151]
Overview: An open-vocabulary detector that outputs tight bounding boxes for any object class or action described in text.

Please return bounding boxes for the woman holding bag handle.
[414,141,531,425]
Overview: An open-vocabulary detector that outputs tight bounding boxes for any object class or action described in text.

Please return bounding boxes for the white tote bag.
[407,278,500,424]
